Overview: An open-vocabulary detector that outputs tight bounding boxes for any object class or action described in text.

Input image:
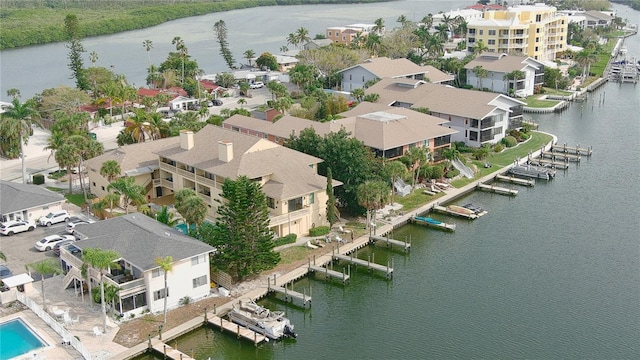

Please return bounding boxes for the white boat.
[620,46,628,56]
[228,300,297,340]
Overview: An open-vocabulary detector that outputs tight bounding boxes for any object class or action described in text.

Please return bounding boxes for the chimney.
[180,130,194,150]
[218,141,233,162]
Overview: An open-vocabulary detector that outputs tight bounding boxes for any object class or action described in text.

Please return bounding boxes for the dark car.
[0,265,13,279]
[211,99,223,106]
[53,240,76,256]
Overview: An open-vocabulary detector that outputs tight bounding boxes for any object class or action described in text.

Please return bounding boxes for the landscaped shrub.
[274,233,297,247]
[445,168,460,178]
[494,143,504,153]
[309,225,330,237]
[520,133,530,141]
[179,296,192,306]
[502,136,517,148]
[32,174,45,185]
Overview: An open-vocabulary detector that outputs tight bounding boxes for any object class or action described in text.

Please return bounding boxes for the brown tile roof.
[155,125,332,200]
[366,78,503,119]
[85,137,179,175]
[464,54,533,73]
[341,57,428,78]
[423,65,455,83]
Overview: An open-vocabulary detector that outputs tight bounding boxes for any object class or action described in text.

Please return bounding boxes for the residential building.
[365,78,525,148]
[85,137,179,202]
[465,4,505,12]
[155,126,339,237]
[338,57,454,91]
[59,213,215,316]
[584,10,614,29]
[466,4,568,61]
[222,106,457,160]
[464,53,545,96]
[0,180,66,223]
[303,39,334,50]
[326,24,377,46]
[432,9,483,29]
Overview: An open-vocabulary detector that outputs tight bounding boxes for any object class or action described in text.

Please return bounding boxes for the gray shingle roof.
[0,180,66,214]
[464,54,541,73]
[73,213,214,272]
[84,137,179,175]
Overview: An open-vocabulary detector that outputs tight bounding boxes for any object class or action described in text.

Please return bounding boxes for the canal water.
[156,29,638,360]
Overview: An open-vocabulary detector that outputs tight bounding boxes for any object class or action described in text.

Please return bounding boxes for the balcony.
[197,192,211,203]
[159,162,175,172]
[152,179,161,187]
[196,174,216,187]
[160,179,174,189]
[104,274,146,296]
[177,168,195,180]
[268,207,310,226]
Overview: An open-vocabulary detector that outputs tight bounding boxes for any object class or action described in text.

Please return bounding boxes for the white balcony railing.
[268,207,310,226]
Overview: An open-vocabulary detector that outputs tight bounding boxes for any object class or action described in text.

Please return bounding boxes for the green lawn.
[525,96,560,108]
[394,189,445,212]
[542,87,572,96]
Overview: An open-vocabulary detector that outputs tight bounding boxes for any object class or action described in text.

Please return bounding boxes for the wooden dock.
[267,279,312,307]
[542,151,581,162]
[308,261,350,284]
[551,144,592,156]
[207,315,268,345]
[528,158,570,169]
[410,216,456,232]
[477,183,518,196]
[151,341,195,359]
[369,235,411,252]
[495,175,535,187]
[509,165,555,180]
[432,205,478,219]
[332,251,393,279]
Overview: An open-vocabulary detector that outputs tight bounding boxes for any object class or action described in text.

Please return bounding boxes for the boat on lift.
[228,300,297,340]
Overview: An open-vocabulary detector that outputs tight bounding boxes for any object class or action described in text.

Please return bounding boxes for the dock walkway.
[151,341,195,360]
[369,235,411,251]
[495,175,535,186]
[333,252,394,279]
[308,264,350,283]
[477,183,518,196]
[207,315,268,345]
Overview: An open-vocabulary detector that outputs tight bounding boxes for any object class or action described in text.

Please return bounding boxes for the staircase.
[452,158,475,179]
[62,267,82,290]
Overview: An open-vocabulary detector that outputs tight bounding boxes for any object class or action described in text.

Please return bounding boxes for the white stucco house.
[464,53,546,97]
[59,213,215,316]
[0,180,67,223]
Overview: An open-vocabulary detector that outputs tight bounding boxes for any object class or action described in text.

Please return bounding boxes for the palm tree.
[384,160,408,203]
[55,142,80,194]
[107,176,145,214]
[441,14,454,42]
[237,98,247,108]
[373,18,385,34]
[472,65,489,90]
[357,180,390,229]
[434,24,449,42]
[296,27,311,47]
[171,36,188,85]
[154,256,173,324]
[155,205,179,226]
[27,259,61,307]
[286,33,299,49]
[574,49,597,84]
[243,49,255,67]
[421,14,434,29]
[124,109,152,143]
[503,70,526,95]
[2,98,40,183]
[89,51,99,67]
[351,88,365,102]
[142,39,153,67]
[404,146,429,188]
[473,40,489,56]
[100,160,121,183]
[82,247,120,333]
[174,188,207,230]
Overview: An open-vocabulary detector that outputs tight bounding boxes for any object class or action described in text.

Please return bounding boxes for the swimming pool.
[0,318,48,360]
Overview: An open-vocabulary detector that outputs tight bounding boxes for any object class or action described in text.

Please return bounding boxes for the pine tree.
[213,20,236,70]
[326,168,340,227]
[64,14,88,90]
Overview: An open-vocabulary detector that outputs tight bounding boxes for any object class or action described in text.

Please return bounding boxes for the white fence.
[17,292,92,360]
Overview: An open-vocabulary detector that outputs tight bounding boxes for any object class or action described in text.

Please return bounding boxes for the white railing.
[268,207,310,225]
[17,292,92,360]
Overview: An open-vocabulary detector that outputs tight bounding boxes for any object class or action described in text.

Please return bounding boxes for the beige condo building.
[467,4,568,61]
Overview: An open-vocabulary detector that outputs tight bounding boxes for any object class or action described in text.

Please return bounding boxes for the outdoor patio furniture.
[92,326,103,337]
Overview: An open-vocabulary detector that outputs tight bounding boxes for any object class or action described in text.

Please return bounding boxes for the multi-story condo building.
[326,24,377,46]
[467,4,568,61]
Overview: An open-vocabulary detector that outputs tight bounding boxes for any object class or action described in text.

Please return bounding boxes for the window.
[349,74,352,80]
[362,76,365,82]
[536,14,541,22]
[488,30,496,35]
[192,275,207,288]
[309,193,315,205]
[101,186,105,191]
[152,268,162,278]
[535,46,539,52]
[488,39,495,45]
[191,254,206,266]
[328,31,332,36]
[536,37,539,42]
[153,288,168,301]
[479,30,483,35]
[536,28,540,33]
[267,197,275,209]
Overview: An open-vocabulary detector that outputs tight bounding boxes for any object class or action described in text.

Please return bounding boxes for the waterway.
[146,12,638,360]
[2,1,638,358]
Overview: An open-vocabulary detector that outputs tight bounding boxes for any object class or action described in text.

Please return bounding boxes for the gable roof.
[366,78,524,120]
[585,10,614,21]
[339,57,428,78]
[0,181,65,214]
[422,65,455,84]
[73,213,214,271]
[156,125,332,200]
[464,54,543,73]
[85,137,179,177]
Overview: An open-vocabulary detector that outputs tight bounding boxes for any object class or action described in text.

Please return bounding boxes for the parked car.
[38,210,70,227]
[65,217,92,234]
[250,81,264,89]
[0,265,13,279]
[210,99,223,106]
[35,234,75,252]
[52,240,76,256]
[0,220,35,236]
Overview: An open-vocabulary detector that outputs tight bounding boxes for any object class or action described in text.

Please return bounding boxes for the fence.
[17,292,92,360]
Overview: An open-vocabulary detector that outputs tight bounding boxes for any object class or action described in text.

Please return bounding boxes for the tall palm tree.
[55,142,80,194]
[89,51,99,67]
[421,14,434,29]
[82,247,120,333]
[107,176,145,214]
[171,36,188,85]
[2,98,40,183]
[237,98,247,108]
[503,70,526,95]
[404,146,429,188]
[142,39,153,67]
[473,40,489,56]
[154,256,173,324]
[384,160,408,203]
[27,259,61,307]
[243,49,255,67]
[373,18,385,34]
[100,160,121,183]
[473,65,489,90]
[295,27,311,47]
[286,33,299,49]
[441,14,454,42]
[357,180,390,229]
[574,49,597,84]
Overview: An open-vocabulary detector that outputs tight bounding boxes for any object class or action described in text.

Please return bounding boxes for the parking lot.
[0,214,90,280]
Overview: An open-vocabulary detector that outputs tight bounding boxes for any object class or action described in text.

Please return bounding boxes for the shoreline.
[114,132,558,359]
